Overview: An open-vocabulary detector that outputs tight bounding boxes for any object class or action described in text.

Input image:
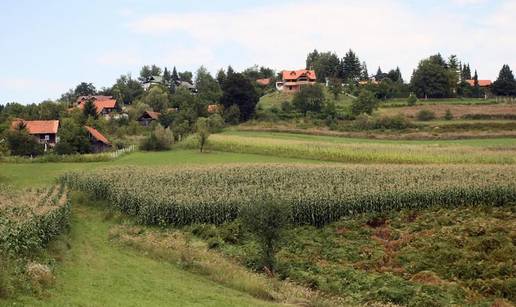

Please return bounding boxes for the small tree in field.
[407,93,417,106]
[195,117,210,153]
[351,90,379,116]
[240,198,289,273]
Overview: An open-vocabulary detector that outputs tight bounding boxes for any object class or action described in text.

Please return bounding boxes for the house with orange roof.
[138,110,161,126]
[84,126,112,152]
[276,69,317,93]
[256,78,272,87]
[11,119,60,149]
[465,80,492,88]
[77,96,117,116]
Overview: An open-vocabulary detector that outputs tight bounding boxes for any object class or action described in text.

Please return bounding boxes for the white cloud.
[127,0,515,80]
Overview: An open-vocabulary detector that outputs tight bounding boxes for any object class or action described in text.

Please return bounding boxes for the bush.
[407,93,418,106]
[207,114,225,133]
[444,109,454,120]
[293,84,325,116]
[140,125,174,151]
[351,90,379,116]
[224,104,241,125]
[240,198,289,272]
[353,114,412,130]
[416,109,436,121]
[6,125,44,157]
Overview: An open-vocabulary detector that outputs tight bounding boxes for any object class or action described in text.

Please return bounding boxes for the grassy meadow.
[1,130,515,306]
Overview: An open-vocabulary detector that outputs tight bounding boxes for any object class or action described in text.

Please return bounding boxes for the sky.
[0,0,515,104]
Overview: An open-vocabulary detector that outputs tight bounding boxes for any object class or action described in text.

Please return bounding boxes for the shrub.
[293,84,325,116]
[207,114,225,133]
[444,109,454,120]
[140,125,174,151]
[240,198,289,272]
[195,117,210,153]
[223,104,241,125]
[416,109,436,121]
[407,93,418,106]
[351,90,379,116]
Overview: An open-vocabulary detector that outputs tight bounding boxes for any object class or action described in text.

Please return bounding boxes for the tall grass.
[60,164,516,227]
[180,134,516,164]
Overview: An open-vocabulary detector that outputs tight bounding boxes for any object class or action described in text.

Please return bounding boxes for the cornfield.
[60,164,516,227]
[0,184,71,255]
[180,134,516,164]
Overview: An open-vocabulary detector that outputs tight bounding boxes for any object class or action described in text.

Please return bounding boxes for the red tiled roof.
[11,119,59,134]
[76,95,113,103]
[282,70,317,81]
[84,126,110,145]
[465,79,492,87]
[78,99,117,114]
[256,78,271,86]
[146,111,161,120]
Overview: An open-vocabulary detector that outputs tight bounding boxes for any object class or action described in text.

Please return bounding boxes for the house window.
[44,135,50,141]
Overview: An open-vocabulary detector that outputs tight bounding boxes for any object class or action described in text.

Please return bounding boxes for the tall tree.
[139,65,162,82]
[163,67,172,85]
[112,74,144,105]
[472,70,482,98]
[293,84,325,115]
[375,67,385,81]
[305,51,340,82]
[220,73,259,122]
[171,67,180,83]
[178,71,193,83]
[360,62,369,81]
[410,55,454,98]
[216,68,227,86]
[341,49,362,82]
[492,65,516,96]
[195,66,222,103]
[142,86,169,112]
[462,64,472,81]
[74,82,96,97]
[226,66,235,77]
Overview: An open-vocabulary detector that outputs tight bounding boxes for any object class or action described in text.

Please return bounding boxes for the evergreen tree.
[462,64,472,80]
[472,70,482,98]
[341,49,362,82]
[492,65,516,96]
[216,69,227,86]
[195,66,222,103]
[306,49,320,70]
[82,99,98,119]
[360,62,369,81]
[375,67,385,81]
[163,67,172,85]
[171,67,180,83]
[227,66,235,77]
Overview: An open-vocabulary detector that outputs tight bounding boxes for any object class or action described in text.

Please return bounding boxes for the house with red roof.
[465,80,492,88]
[138,111,161,126]
[77,96,117,116]
[11,119,60,148]
[84,126,112,152]
[276,69,317,93]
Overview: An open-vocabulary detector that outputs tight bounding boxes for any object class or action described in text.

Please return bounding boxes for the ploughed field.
[61,164,516,227]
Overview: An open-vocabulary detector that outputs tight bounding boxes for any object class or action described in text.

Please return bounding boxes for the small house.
[276,69,317,93]
[142,76,164,91]
[207,104,222,114]
[465,80,492,88]
[11,119,60,150]
[84,126,111,153]
[256,78,272,86]
[138,111,161,126]
[78,98,117,116]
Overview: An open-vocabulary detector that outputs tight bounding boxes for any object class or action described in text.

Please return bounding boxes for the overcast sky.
[0,0,514,104]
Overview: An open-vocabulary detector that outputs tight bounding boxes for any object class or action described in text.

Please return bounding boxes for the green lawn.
[5,196,277,307]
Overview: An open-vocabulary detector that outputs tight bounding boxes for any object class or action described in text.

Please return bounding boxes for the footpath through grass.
[4,195,277,307]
